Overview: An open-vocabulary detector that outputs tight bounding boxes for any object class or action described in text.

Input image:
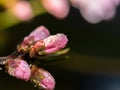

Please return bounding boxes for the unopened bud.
[5,58,31,81]
[18,26,50,53]
[30,33,68,57]
[11,1,33,21]
[44,34,68,54]
[30,65,55,90]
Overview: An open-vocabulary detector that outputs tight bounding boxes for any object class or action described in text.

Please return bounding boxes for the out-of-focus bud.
[70,0,119,23]
[113,0,120,6]
[5,58,31,81]
[30,65,55,90]
[41,0,70,19]
[11,1,33,21]
[18,26,50,53]
[30,33,68,57]
[79,2,105,23]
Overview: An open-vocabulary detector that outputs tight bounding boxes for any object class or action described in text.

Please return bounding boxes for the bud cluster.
[0,25,69,90]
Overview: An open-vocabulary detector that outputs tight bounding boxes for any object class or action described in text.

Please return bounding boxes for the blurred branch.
[0,0,46,30]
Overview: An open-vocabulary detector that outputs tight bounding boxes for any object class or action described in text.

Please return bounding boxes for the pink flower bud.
[5,58,31,81]
[30,65,55,90]
[44,33,68,54]
[18,26,50,53]
[30,33,68,57]
[29,26,50,41]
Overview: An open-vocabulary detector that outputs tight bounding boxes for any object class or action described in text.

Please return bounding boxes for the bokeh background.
[1,0,120,90]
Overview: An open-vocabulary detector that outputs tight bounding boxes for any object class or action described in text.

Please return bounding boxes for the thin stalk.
[0,56,8,65]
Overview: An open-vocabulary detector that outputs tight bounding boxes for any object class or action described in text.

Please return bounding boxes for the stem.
[0,56,8,65]
[0,51,18,65]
